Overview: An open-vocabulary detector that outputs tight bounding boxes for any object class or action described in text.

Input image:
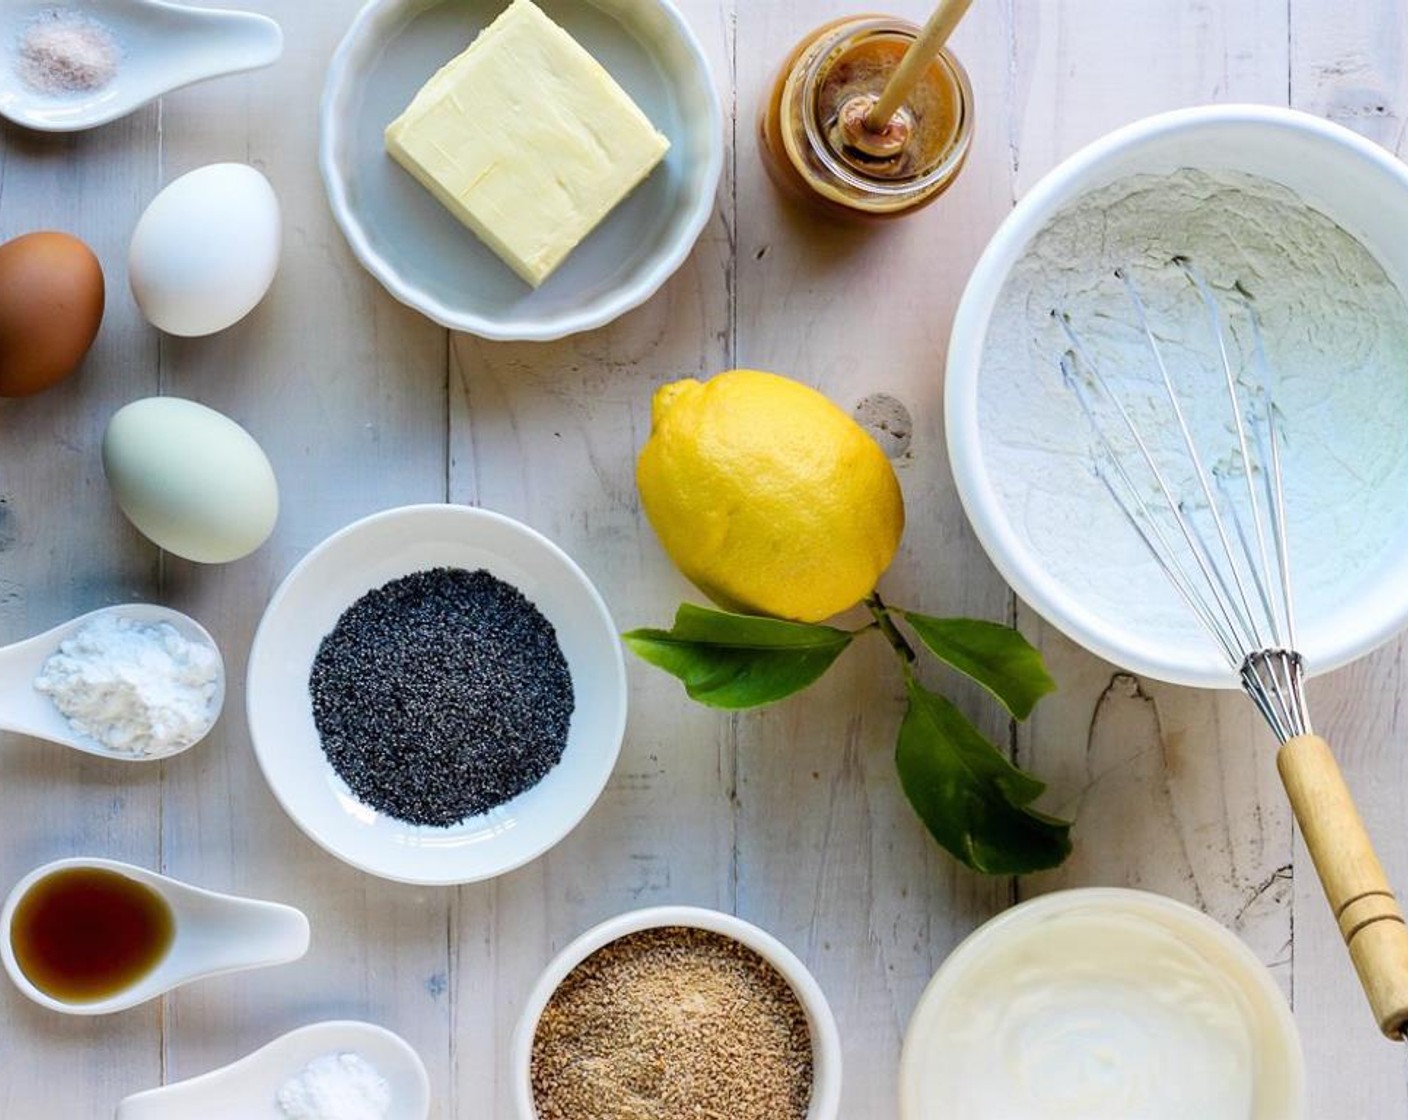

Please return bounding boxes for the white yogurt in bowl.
[899,889,1303,1119]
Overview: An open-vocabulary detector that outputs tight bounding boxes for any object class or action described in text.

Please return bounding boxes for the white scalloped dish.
[319,0,722,341]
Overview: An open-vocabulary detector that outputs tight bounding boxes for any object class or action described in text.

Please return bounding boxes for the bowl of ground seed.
[513,905,842,1120]
[246,503,628,884]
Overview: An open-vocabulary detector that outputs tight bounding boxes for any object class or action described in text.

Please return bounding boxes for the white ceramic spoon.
[0,603,225,761]
[114,1020,431,1120]
[0,0,283,132]
[0,857,310,1015]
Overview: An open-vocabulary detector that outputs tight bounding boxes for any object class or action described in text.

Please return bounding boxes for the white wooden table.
[2,1,1406,1115]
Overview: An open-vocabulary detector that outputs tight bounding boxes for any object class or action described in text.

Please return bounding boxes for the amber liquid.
[760,18,970,218]
[819,38,962,179]
[10,867,174,1002]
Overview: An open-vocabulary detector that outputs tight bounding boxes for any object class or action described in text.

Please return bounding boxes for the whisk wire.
[1181,258,1283,641]
[1054,259,1311,743]
[1245,298,1300,653]
[1118,268,1272,652]
[1092,462,1243,665]
[1056,313,1258,659]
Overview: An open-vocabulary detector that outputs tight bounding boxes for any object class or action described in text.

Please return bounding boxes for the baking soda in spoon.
[278,1052,391,1120]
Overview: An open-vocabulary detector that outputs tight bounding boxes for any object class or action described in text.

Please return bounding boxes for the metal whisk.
[1056,258,1408,1040]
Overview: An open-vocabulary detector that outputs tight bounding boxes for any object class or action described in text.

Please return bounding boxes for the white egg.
[128,163,281,337]
[102,397,279,564]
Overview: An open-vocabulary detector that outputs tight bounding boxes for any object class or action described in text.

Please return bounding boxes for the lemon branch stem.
[866,591,917,668]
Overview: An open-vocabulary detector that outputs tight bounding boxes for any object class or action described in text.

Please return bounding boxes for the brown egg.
[0,231,105,397]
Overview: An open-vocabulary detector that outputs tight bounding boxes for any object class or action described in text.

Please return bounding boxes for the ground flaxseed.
[530,926,813,1120]
[309,567,573,827]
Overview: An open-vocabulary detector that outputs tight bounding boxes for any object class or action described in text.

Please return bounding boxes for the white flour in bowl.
[978,168,1408,667]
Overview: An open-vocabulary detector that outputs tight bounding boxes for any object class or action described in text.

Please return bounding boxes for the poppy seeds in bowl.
[309,566,574,826]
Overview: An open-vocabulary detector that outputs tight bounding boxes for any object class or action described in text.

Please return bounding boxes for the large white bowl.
[899,888,1304,1119]
[245,504,628,885]
[320,0,722,341]
[945,104,1408,688]
[511,905,843,1120]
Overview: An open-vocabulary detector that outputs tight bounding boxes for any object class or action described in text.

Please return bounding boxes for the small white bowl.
[1,857,308,1015]
[0,0,282,133]
[945,104,1408,688]
[115,1020,430,1120]
[899,888,1304,1119]
[245,504,628,886]
[319,0,723,341]
[512,905,842,1120]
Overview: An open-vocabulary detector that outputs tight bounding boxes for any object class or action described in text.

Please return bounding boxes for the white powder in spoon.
[277,1051,391,1120]
[977,169,1408,667]
[15,10,120,95]
[34,614,220,757]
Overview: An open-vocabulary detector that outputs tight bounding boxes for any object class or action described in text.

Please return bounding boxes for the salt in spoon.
[0,0,283,133]
[1,856,310,1016]
[115,1020,431,1120]
[0,602,225,761]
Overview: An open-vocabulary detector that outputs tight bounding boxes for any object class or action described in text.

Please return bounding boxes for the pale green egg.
[102,398,279,564]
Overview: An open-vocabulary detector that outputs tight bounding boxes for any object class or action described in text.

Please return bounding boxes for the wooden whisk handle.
[1278,733,1408,1039]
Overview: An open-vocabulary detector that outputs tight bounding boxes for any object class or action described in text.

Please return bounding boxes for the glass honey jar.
[759,15,974,219]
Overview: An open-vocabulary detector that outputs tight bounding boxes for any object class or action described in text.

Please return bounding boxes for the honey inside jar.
[760,17,973,218]
[818,34,964,181]
[10,866,174,1003]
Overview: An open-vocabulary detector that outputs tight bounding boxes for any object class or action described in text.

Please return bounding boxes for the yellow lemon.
[637,369,905,622]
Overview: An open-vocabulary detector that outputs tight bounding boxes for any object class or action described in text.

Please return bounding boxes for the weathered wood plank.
[1006,0,1298,1076]
[445,0,735,1109]
[0,102,165,1111]
[728,2,1029,1113]
[1289,4,1408,1110]
[148,0,455,1107]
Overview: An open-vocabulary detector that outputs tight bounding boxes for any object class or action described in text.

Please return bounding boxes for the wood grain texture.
[0,0,1405,1115]
[1289,2,1408,1110]
[148,0,454,1108]
[1007,0,1296,1016]
[0,104,166,1112]
[1278,734,1408,964]
[730,3,1023,1113]
[445,1,735,1112]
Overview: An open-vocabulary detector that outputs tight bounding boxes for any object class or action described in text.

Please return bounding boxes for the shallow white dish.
[114,1020,430,1120]
[511,905,842,1120]
[246,504,628,886]
[899,888,1304,1119]
[945,104,1408,688]
[319,0,722,341]
[0,0,281,133]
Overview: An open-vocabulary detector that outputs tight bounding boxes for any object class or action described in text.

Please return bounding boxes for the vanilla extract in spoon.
[10,866,174,1003]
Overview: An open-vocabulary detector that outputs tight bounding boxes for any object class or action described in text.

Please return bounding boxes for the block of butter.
[385,0,671,289]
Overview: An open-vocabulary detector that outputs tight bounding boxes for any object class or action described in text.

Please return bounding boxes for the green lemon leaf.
[623,603,853,709]
[901,612,1056,719]
[896,678,1072,874]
